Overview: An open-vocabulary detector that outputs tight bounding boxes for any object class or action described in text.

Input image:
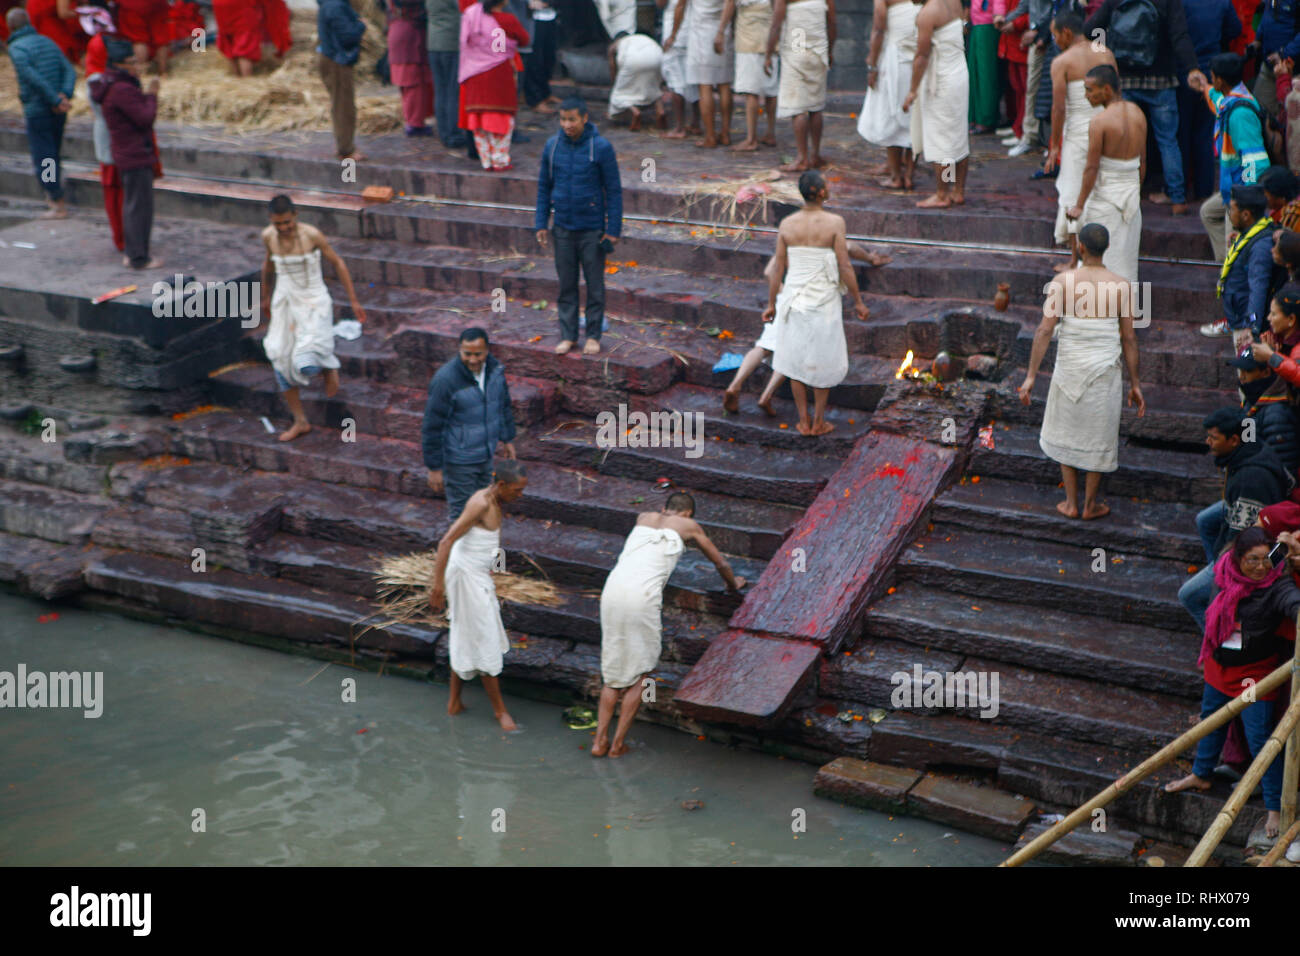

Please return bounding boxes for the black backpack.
[1108,0,1160,70]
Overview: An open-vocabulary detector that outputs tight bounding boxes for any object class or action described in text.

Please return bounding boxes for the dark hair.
[104,35,134,66]
[665,491,695,515]
[559,96,588,115]
[1278,236,1300,278]
[1261,165,1300,202]
[1231,184,1268,219]
[1273,281,1300,319]
[1078,222,1109,256]
[1232,526,1273,561]
[459,326,490,346]
[493,459,527,485]
[1052,10,1084,34]
[1204,406,1247,438]
[798,169,827,202]
[1210,52,1245,88]
[268,194,295,215]
[1086,63,1120,92]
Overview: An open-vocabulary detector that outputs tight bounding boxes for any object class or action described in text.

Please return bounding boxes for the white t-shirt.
[474,367,486,392]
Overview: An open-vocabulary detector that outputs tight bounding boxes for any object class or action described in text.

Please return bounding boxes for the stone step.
[934,473,1203,563]
[0,477,107,545]
[969,419,1220,505]
[862,584,1202,698]
[898,524,1199,633]
[0,529,102,599]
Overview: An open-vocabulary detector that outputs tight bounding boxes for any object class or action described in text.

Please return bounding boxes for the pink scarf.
[1199,549,1287,669]
[458,3,516,84]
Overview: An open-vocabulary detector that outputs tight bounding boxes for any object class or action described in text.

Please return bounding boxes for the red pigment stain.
[781,652,793,662]
[903,449,922,465]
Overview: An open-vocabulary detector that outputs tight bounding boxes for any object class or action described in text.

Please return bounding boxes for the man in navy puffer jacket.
[534,96,623,357]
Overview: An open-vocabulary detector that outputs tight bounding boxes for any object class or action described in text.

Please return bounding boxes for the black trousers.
[522,18,558,106]
[121,166,154,268]
[553,225,605,342]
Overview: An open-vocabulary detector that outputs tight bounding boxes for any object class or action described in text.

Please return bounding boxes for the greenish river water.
[0,591,1011,866]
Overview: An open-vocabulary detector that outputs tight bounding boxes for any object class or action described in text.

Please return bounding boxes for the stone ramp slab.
[672,631,821,728]
[0,530,102,600]
[1014,820,1145,866]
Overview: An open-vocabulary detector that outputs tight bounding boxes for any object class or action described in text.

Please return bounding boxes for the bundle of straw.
[672,170,802,236]
[369,550,564,630]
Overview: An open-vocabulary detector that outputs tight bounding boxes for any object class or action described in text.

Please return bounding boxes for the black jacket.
[1242,380,1300,475]
[1084,0,1199,81]
[1214,439,1293,554]
[1214,574,1300,668]
[421,354,516,469]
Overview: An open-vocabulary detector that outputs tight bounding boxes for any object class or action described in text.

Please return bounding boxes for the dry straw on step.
[672,170,801,240]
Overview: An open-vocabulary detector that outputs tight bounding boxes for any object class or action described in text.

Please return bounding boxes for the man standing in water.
[593,492,745,757]
[259,194,368,442]
[762,170,869,436]
[901,0,969,208]
[429,459,528,732]
[1019,223,1145,519]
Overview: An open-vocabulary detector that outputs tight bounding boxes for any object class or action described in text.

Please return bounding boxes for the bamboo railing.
[1258,820,1300,867]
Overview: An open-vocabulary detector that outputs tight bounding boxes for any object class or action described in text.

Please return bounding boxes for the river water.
[0,591,1011,866]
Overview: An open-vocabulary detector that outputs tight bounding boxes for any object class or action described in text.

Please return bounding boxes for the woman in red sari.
[457,0,528,171]
[28,0,88,64]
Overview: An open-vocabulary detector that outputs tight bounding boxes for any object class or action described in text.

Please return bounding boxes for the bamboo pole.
[1280,619,1300,832]
[1000,658,1295,868]
[1258,820,1300,867]
[1185,691,1300,866]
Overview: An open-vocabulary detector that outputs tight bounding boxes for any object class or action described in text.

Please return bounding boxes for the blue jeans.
[26,111,66,201]
[1192,682,1285,811]
[1123,86,1185,205]
[429,51,467,148]
[1179,562,1216,633]
[1196,500,1225,566]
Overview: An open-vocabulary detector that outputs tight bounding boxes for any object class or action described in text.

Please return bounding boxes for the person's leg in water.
[480,675,518,731]
[592,684,619,756]
[609,680,646,756]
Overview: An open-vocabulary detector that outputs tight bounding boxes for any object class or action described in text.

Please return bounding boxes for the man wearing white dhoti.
[607,31,665,129]
[658,0,701,138]
[902,0,969,208]
[858,0,918,189]
[428,459,529,731]
[593,493,745,757]
[767,0,834,170]
[259,194,367,442]
[1066,64,1146,285]
[671,0,735,146]
[723,0,780,150]
[1044,12,1113,271]
[1019,223,1146,520]
[763,170,869,436]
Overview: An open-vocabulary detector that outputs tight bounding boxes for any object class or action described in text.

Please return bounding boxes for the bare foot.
[950,192,966,205]
[122,256,131,267]
[723,389,739,413]
[916,194,952,209]
[810,420,834,436]
[40,206,68,220]
[810,155,828,169]
[495,711,519,732]
[609,740,629,757]
[731,140,760,152]
[718,131,731,146]
[759,137,777,147]
[878,176,906,189]
[757,397,777,417]
[341,151,367,162]
[796,420,814,436]
[781,159,810,172]
[278,420,312,442]
[1080,502,1110,520]
[583,338,601,355]
[1055,500,1079,518]
[590,736,608,757]
[1267,809,1280,838]
[665,128,688,139]
[1164,773,1212,794]
[696,136,719,148]
[629,113,643,131]
[323,369,340,397]
[555,340,575,354]
[447,698,466,716]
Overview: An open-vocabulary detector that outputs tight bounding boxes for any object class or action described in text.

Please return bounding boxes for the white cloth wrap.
[857,2,919,148]
[446,525,511,681]
[735,52,780,95]
[610,34,664,113]
[685,0,734,86]
[1054,80,1102,244]
[594,0,636,39]
[908,18,969,164]
[263,248,339,389]
[777,0,829,117]
[1083,154,1142,284]
[600,525,684,688]
[1038,315,1123,473]
[661,0,699,102]
[770,246,848,389]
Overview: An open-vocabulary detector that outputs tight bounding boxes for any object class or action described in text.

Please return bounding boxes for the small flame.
[895,350,916,380]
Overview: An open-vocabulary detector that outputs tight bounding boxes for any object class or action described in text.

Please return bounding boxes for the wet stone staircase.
[0,111,1264,852]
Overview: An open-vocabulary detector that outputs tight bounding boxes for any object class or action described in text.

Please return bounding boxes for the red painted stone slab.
[672,630,820,728]
[729,432,956,653]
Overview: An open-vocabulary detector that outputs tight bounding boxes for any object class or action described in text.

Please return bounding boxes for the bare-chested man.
[259,193,367,442]
[762,170,869,435]
[766,0,835,171]
[902,0,969,208]
[1045,11,1115,272]
[1019,223,1144,519]
[593,492,746,757]
[1066,65,1146,285]
[428,459,528,732]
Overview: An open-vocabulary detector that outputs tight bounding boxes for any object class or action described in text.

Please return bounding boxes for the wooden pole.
[1280,619,1300,832]
[1000,659,1295,868]
[1185,691,1300,867]
[1258,819,1300,867]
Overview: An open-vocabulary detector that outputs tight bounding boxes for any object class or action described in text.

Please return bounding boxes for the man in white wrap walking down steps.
[1019,223,1146,521]
[428,459,529,732]
[593,493,745,757]
[763,169,870,436]
[902,0,969,208]
[1065,64,1146,285]
[858,0,919,190]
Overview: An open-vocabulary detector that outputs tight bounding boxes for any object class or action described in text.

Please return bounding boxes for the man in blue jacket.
[534,96,623,356]
[6,9,76,219]
[422,327,518,521]
[1205,185,1285,344]
[1250,0,1300,121]
[317,0,367,161]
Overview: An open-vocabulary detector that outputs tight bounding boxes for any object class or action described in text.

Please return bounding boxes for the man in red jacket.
[90,37,161,270]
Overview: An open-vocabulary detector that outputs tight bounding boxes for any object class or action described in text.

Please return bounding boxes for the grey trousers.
[444,460,493,522]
